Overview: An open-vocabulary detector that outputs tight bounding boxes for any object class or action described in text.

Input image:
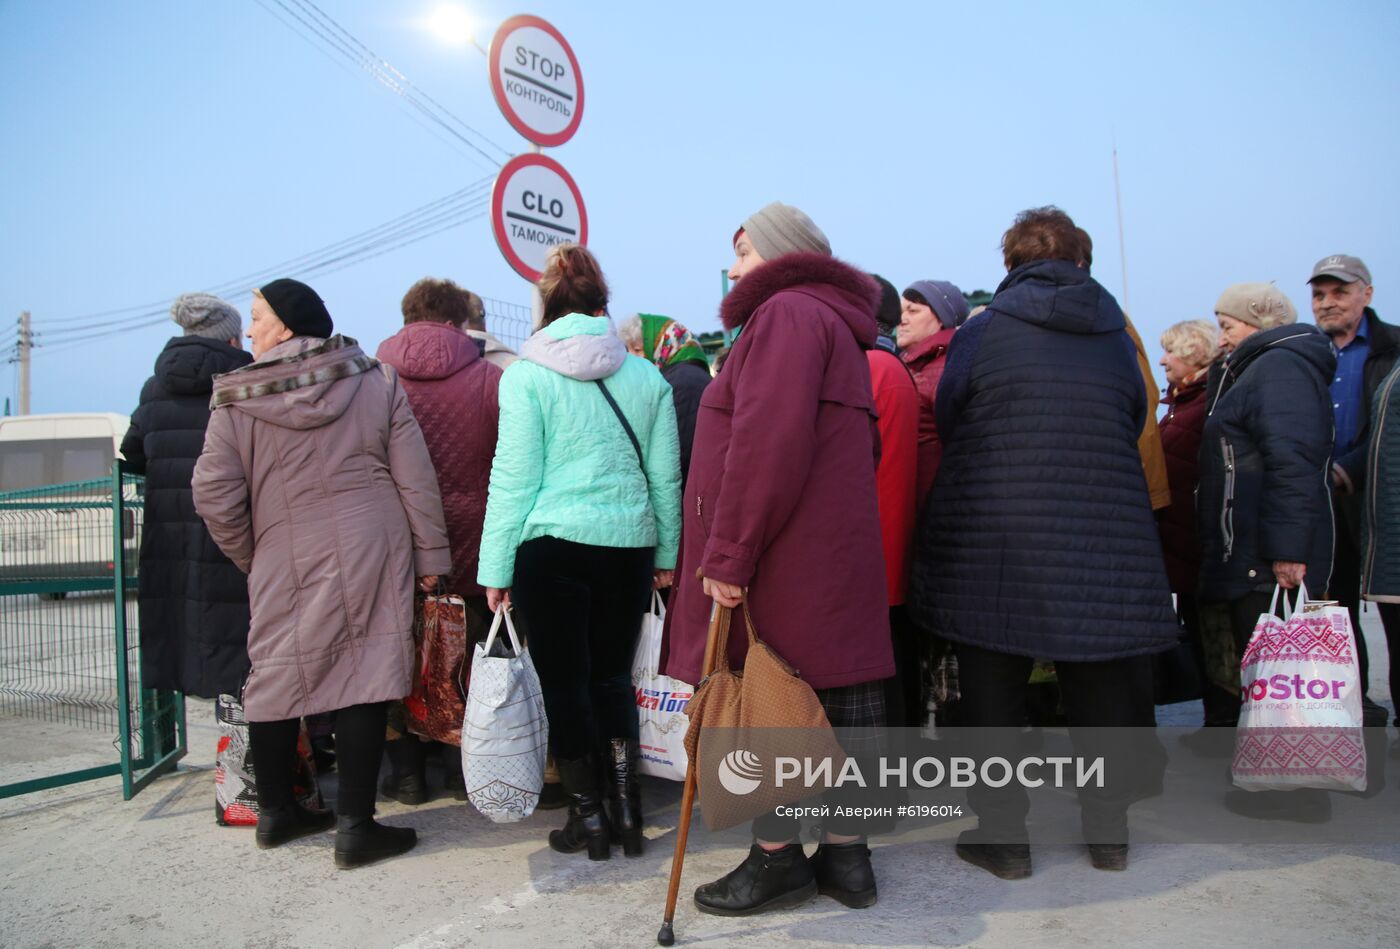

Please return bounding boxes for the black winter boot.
[810,839,877,907]
[693,843,817,916]
[548,755,611,860]
[333,815,417,869]
[955,828,1032,880]
[380,738,429,805]
[255,802,335,849]
[602,738,644,856]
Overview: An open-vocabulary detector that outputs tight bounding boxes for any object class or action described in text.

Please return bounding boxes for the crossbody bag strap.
[595,378,645,470]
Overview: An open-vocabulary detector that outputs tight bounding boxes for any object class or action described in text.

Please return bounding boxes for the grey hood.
[519,313,627,381]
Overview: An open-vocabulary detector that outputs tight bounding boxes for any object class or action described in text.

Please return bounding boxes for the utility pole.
[1112,143,1130,315]
[17,311,31,416]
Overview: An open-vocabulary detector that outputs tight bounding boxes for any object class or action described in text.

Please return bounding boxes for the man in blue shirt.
[1311,254,1398,718]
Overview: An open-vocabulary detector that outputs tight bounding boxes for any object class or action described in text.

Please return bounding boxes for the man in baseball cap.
[1308,254,1398,721]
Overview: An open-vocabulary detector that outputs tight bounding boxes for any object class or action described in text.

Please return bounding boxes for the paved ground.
[2,610,1397,948]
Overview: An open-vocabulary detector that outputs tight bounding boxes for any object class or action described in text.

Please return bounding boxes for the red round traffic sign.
[491,153,588,284]
[488,15,584,148]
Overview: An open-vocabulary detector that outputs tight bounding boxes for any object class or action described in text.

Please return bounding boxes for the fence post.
[111,460,136,798]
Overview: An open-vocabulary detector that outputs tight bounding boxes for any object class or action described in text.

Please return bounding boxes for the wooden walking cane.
[656,602,727,947]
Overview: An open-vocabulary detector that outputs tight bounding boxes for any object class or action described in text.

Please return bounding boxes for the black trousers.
[1183,592,1241,725]
[510,536,653,761]
[882,606,925,729]
[1328,492,1380,697]
[1381,601,1400,727]
[248,701,386,819]
[954,643,1154,846]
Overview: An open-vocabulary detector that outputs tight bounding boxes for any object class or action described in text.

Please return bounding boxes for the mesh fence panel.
[0,467,183,798]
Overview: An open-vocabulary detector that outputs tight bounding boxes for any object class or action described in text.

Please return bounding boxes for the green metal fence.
[0,460,185,799]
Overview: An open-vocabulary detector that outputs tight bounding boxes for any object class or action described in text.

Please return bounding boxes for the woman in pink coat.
[194,278,451,869]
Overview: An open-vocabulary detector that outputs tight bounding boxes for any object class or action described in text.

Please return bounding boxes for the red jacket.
[868,348,919,605]
[1158,374,1208,593]
[661,253,894,689]
[377,322,501,597]
[901,327,956,506]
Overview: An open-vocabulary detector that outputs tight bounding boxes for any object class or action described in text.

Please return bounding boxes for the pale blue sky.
[3,0,1398,415]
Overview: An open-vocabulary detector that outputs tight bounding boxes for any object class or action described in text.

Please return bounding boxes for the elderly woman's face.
[896,297,941,349]
[1159,349,1194,388]
[1216,313,1256,355]
[248,296,293,358]
[728,232,765,283]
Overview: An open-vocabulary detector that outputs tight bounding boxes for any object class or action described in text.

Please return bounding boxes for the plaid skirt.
[817,680,888,760]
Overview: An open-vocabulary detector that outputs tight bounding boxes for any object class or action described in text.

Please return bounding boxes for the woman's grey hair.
[1160,319,1219,369]
[617,313,644,348]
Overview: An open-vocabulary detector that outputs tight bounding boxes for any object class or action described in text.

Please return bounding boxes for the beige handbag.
[682,603,847,830]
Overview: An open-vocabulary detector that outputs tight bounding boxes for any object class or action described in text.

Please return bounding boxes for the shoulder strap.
[595,378,644,469]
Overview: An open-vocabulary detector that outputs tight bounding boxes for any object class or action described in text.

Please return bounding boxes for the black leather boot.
[333,814,417,869]
[810,839,877,907]
[380,738,428,805]
[548,755,610,860]
[955,828,1032,880]
[602,738,644,856]
[255,802,336,849]
[693,843,817,916]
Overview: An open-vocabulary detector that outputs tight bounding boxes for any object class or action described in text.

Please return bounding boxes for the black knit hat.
[259,278,334,338]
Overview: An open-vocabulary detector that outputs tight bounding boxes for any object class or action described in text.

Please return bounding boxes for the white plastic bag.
[631,591,693,782]
[1232,584,1366,792]
[462,607,548,822]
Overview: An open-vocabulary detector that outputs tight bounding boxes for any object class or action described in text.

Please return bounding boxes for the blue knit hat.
[904,280,970,329]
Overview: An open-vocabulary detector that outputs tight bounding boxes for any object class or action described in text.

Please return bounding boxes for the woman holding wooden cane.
[661,203,894,915]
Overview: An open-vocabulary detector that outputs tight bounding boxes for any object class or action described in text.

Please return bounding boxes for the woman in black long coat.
[121,293,253,699]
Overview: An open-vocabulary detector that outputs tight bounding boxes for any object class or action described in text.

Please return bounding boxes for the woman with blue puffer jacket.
[478,242,681,862]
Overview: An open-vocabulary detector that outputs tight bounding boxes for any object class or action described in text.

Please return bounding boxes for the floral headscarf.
[640,314,710,370]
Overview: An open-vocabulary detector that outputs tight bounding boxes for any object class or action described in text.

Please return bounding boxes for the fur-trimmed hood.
[720,252,880,350]
[209,335,379,430]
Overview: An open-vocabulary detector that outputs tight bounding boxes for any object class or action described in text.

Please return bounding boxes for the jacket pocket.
[1219,437,1236,562]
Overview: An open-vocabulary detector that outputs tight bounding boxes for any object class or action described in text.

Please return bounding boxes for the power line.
[29,204,502,360]
[41,178,493,331]
[253,0,513,168]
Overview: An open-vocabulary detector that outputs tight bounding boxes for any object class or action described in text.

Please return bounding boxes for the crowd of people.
[119,201,1398,913]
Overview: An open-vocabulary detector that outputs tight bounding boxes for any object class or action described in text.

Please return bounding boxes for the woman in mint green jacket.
[478,243,681,861]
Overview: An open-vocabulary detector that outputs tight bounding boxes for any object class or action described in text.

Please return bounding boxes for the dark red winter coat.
[868,348,919,606]
[661,253,895,689]
[1158,373,1208,594]
[902,327,956,507]
[377,322,501,597]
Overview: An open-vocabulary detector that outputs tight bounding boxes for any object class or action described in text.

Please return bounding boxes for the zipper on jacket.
[1219,437,1236,562]
[1363,369,1399,588]
[696,494,703,519]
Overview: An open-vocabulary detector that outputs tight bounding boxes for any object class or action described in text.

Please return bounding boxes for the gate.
[0,460,185,799]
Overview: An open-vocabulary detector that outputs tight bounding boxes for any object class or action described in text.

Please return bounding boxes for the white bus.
[0,413,136,589]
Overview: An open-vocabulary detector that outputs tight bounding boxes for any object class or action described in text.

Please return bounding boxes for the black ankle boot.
[955,828,1032,880]
[548,755,610,860]
[602,738,643,856]
[380,738,428,805]
[810,840,877,907]
[255,801,335,849]
[334,815,417,869]
[693,843,817,916]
